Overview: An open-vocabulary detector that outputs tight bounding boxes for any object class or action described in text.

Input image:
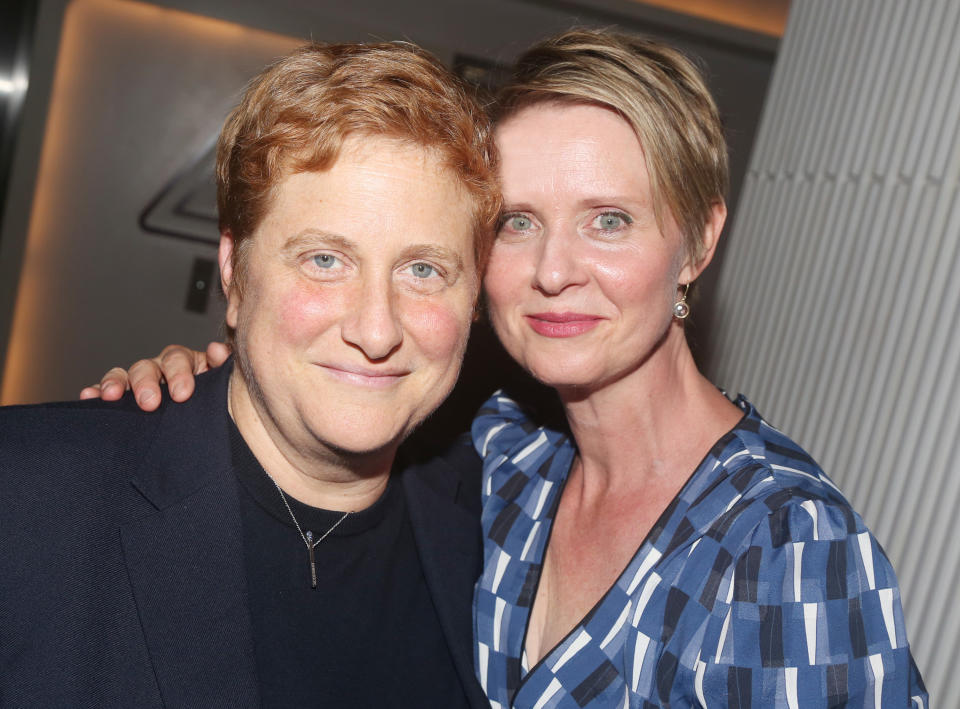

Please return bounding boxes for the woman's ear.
[219,232,240,329]
[680,200,727,284]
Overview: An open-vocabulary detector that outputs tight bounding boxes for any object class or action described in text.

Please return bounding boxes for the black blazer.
[0,364,487,708]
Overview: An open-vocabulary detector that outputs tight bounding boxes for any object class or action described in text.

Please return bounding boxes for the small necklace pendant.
[305,531,318,589]
[267,473,352,591]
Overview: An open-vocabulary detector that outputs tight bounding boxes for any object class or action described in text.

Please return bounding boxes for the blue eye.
[593,212,632,231]
[312,254,338,269]
[500,214,533,232]
[410,262,436,279]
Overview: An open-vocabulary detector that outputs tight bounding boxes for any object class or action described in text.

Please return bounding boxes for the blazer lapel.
[121,365,259,708]
[403,449,488,709]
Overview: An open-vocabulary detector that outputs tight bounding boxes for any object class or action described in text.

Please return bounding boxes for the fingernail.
[139,390,157,405]
[171,382,184,398]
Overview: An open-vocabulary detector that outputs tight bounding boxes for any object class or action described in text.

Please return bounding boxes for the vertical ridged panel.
[708,0,960,699]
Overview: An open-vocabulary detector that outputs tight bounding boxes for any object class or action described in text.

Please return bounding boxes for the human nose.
[341,276,403,360]
[532,228,587,295]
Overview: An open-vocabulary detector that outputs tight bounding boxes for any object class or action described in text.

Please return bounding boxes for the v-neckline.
[513,414,747,698]
[517,451,574,675]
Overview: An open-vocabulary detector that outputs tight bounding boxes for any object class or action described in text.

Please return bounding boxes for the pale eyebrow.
[576,195,650,210]
[397,244,465,275]
[499,202,535,213]
[282,230,465,274]
[281,229,357,255]
[501,196,650,211]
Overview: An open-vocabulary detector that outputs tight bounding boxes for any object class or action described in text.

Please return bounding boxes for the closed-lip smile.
[525,312,602,337]
[318,363,410,388]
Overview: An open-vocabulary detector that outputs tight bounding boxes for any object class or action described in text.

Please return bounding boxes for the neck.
[556,327,741,495]
[228,369,391,512]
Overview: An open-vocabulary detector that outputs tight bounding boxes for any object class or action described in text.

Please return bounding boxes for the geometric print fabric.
[472,392,927,708]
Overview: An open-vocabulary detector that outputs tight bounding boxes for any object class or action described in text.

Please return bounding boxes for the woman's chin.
[526,365,604,395]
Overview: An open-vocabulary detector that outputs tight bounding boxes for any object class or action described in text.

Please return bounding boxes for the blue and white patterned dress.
[472,392,926,708]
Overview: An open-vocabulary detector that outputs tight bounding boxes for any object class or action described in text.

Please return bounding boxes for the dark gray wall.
[0,0,777,405]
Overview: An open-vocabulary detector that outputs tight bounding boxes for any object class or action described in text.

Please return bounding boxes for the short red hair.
[217,41,500,295]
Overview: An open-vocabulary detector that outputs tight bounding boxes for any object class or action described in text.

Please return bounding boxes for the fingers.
[127,359,165,411]
[79,342,221,409]
[79,384,102,400]
[155,345,201,402]
[205,341,231,368]
[90,366,132,402]
[78,365,132,401]
[77,342,220,409]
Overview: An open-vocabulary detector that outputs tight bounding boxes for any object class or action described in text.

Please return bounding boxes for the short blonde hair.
[496,29,728,260]
[217,41,500,293]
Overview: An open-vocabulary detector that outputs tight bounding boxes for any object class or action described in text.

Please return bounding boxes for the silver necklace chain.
[265,474,350,589]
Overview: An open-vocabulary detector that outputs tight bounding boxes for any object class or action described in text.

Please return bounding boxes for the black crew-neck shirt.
[229,421,469,708]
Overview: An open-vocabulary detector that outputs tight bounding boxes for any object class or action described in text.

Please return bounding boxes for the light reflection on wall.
[637,0,790,36]
[0,72,29,96]
[1,0,298,403]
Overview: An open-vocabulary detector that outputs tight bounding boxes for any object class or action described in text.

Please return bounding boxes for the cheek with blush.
[271,285,345,345]
[483,251,525,321]
[405,298,472,366]
[591,246,683,320]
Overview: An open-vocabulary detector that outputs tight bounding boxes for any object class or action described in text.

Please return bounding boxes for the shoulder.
[471,390,544,459]
[0,393,162,468]
[0,397,168,538]
[0,395,167,566]
[626,398,857,579]
[669,397,895,603]
[706,397,856,529]
[0,365,229,493]
[470,390,574,509]
[470,390,570,474]
[700,398,905,616]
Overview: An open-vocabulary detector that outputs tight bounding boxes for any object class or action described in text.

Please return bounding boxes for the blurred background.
[0,0,784,404]
[3,0,958,701]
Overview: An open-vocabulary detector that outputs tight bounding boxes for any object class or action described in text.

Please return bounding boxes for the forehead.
[495,103,650,204]
[259,136,476,256]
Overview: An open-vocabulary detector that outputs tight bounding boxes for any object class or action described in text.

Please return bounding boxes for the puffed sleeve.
[471,390,546,504]
[472,390,530,456]
[692,498,927,708]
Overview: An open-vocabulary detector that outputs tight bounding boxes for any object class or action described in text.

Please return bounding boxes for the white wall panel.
[709,0,960,699]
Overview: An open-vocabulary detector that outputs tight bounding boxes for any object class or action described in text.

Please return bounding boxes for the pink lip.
[318,363,409,388]
[525,312,602,338]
